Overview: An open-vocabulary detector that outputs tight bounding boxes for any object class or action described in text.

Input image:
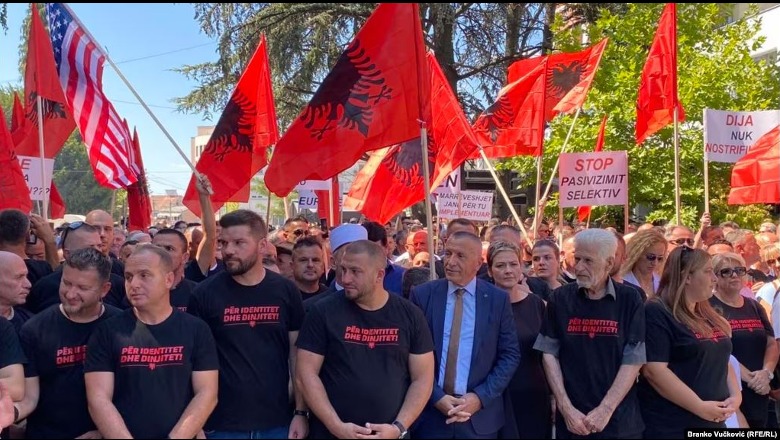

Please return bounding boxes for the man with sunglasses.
[283,216,311,245]
[25,223,129,314]
[665,224,695,252]
[85,210,124,278]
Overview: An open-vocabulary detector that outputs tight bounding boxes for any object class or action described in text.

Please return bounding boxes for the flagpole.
[586,210,592,229]
[35,96,48,220]
[703,155,710,215]
[478,147,534,248]
[420,124,437,280]
[674,107,681,225]
[265,192,272,229]
[534,156,542,238]
[329,176,337,228]
[60,3,197,175]
[540,107,582,205]
[625,153,631,233]
[283,196,290,219]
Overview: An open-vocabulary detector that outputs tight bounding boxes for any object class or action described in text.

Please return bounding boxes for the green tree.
[503,3,780,230]
[51,138,116,215]
[250,176,296,220]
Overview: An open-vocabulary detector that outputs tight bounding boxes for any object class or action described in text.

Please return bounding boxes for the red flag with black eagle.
[183,34,278,217]
[15,4,76,158]
[508,38,608,123]
[126,128,152,231]
[264,3,430,197]
[0,107,33,213]
[344,51,479,224]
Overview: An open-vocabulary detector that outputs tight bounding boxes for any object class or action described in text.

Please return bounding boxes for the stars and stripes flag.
[45,3,137,189]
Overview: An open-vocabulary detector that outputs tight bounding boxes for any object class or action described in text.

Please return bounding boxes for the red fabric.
[16,4,76,159]
[344,52,479,224]
[183,34,279,217]
[264,3,429,197]
[728,125,780,205]
[0,107,32,213]
[508,38,608,122]
[576,115,609,222]
[10,93,27,140]
[636,3,685,145]
[49,182,66,219]
[315,178,340,228]
[470,61,546,159]
[126,128,152,231]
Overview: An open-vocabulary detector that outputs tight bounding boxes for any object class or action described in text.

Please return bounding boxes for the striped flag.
[45,3,137,189]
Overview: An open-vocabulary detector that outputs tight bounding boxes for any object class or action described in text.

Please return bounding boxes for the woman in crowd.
[754,243,780,315]
[640,246,742,438]
[531,240,566,291]
[621,229,667,300]
[710,252,777,428]
[487,241,551,438]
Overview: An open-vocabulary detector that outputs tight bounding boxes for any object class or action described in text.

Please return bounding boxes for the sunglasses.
[718,266,747,278]
[292,229,309,237]
[669,238,694,247]
[644,253,664,263]
[60,221,86,249]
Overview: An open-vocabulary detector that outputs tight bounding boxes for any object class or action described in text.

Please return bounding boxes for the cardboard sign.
[17,156,54,201]
[436,188,493,221]
[704,109,780,163]
[558,151,628,208]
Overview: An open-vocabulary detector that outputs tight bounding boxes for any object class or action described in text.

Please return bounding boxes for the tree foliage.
[502,3,780,230]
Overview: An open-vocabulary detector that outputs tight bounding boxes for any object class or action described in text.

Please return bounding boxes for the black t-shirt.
[188,270,305,431]
[26,269,129,313]
[85,309,219,439]
[9,307,34,334]
[709,296,774,422]
[26,259,53,286]
[0,317,25,368]
[509,293,548,396]
[20,305,121,439]
[303,287,340,313]
[171,279,198,313]
[300,283,329,303]
[184,259,224,283]
[640,300,732,436]
[538,281,645,437]
[110,257,124,278]
[297,293,434,438]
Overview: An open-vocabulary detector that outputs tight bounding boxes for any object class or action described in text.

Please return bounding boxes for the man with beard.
[189,210,307,439]
[153,229,197,312]
[292,238,328,302]
[85,245,219,439]
[16,248,121,438]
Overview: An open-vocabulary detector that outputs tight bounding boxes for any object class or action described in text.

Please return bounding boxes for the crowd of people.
[1,176,780,439]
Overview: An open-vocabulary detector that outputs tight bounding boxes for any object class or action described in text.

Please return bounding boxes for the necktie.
[443,288,465,395]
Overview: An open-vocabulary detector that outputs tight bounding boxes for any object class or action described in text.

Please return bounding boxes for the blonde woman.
[640,247,742,438]
[754,244,780,315]
[710,252,777,428]
[621,229,667,300]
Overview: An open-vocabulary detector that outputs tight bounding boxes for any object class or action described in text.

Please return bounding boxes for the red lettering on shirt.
[729,318,764,333]
[343,325,400,348]
[566,317,619,338]
[119,345,185,370]
[693,327,728,341]
[222,305,280,326]
[55,344,88,368]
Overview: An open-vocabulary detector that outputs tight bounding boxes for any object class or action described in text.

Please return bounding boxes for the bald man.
[85,210,124,278]
[0,251,33,333]
[26,224,129,314]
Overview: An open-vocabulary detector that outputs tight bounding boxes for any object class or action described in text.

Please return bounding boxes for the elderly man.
[534,229,645,438]
[0,252,33,333]
[411,232,520,439]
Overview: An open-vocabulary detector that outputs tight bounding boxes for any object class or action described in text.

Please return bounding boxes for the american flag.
[45,3,137,189]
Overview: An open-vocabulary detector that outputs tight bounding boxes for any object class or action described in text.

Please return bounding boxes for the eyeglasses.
[669,238,694,247]
[718,266,747,278]
[766,257,780,265]
[60,221,85,249]
[644,253,664,263]
[292,229,309,237]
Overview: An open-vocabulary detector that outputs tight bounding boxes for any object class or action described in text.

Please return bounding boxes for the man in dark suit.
[410,231,520,439]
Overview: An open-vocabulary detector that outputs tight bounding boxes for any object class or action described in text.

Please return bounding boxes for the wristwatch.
[293,409,310,419]
[392,420,408,439]
[764,369,775,380]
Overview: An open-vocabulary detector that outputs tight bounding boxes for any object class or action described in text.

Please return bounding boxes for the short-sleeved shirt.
[188,270,305,431]
[85,309,219,439]
[709,296,774,422]
[297,293,434,438]
[170,278,197,313]
[0,317,25,368]
[26,269,129,313]
[25,259,53,286]
[640,300,732,437]
[533,280,645,438]
[300,284,330,303]
[20,305,121,439]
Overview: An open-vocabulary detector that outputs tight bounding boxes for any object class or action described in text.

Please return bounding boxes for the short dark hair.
[362,221,388,246]
[488,225,521,241]
[284,216,309,228]
[0,209,30,246]
[344,240,387,271]
[61,222,100,250]
[402,267,430,299]
[174,220,188,229]
[293,236,323,252]
[130,244,174,273]
[64,247,111,283]
[154,228,188,251]
[220,210,267,239]
[447,218,478,235]
[709,238,734,250]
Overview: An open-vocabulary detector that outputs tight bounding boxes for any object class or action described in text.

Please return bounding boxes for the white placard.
[295,179,333,191]
[436,188,493,222]
[559,151,628,208]
[433,168,460,195]
[704,109,780,163]
[17,156,54,201]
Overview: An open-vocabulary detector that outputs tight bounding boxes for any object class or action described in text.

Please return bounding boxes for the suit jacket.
[410,278,521,436]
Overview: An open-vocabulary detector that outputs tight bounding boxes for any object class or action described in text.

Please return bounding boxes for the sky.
[0,3,220,196]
